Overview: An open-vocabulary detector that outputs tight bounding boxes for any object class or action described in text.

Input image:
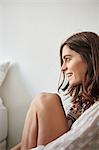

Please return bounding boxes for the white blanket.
[0,97,3,106]
[32,101,99,150]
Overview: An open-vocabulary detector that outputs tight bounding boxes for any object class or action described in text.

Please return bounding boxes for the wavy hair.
[58,32,99,104]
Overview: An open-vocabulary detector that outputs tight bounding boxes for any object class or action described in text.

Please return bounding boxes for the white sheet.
[0,140,6,150]
[0,106,7,142]
[0,98,3,107]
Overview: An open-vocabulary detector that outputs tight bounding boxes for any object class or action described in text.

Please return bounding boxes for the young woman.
[12,31,99,150]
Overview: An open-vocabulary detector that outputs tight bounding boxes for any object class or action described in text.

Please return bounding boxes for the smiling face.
[61,45,88,87]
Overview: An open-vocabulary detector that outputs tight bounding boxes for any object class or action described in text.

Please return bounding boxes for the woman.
[12,31,99,150]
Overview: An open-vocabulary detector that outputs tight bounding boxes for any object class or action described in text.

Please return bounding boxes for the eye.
[65,57,71,62]
[62,55,72,63]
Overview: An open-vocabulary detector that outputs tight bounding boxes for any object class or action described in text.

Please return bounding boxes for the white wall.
[97,0,99,32]
[0,4,3,51]
[0,0,98,149]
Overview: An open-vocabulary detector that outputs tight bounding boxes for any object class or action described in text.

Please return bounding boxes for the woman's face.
[61,45,88,87]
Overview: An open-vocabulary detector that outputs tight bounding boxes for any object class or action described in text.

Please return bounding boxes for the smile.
[66,73,73,78]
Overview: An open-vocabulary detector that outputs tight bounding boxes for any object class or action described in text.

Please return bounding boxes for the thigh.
[37,93,69,145]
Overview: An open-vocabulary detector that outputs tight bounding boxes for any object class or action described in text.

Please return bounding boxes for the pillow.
[0,97,3,106]
[0,62,10,87]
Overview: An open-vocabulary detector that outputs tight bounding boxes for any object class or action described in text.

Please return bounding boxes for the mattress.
[0,106,7,142]
[0,140,6,150]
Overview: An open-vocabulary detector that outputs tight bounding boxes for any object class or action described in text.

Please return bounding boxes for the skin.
[11,93,69,150]
[11,45,88,150]
[61,45,88,87]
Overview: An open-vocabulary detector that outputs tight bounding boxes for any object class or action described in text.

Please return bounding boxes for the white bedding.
[32,101,99,150]
[0,105,7,143]
[0,98,3,106]
[0,140,6,150]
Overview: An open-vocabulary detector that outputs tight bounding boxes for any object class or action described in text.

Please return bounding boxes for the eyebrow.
[62,54,72,59]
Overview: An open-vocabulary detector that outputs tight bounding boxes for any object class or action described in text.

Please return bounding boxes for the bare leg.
[20,93,69,149]
[21,100,38,149]
[11,143,21,150]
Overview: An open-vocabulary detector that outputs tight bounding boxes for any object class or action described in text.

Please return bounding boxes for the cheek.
[74,62,87,79]
[70,61,87,79]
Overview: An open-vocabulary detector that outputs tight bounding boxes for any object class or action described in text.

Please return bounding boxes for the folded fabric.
[0,97,3,106]
[0,62,10,87]
[32,145,45,150]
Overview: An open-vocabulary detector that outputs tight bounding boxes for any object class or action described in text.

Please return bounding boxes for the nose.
[61,62,67,71]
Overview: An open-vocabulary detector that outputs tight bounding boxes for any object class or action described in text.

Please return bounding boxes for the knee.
[31,92,61,111]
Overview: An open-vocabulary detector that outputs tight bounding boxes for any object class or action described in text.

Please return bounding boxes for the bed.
[0,61,10,150]
[0,100,7,150]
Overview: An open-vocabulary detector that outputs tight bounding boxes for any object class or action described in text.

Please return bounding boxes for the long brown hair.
[58,32,99,104]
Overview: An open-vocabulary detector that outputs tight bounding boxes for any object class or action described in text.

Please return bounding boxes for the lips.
[66,73,73,78]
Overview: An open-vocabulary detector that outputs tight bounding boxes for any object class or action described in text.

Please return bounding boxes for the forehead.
[62,45,78,58]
